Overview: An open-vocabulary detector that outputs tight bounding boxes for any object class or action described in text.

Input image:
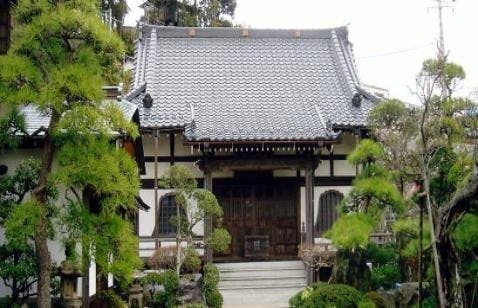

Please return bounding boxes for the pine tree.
[0,0,140,306]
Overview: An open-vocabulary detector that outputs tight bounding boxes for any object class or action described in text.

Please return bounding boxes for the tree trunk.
[12,252,19,305]
[423,169,447,307]
[32,111,59,308]
[34,213,51,308]
[176,199,182,275]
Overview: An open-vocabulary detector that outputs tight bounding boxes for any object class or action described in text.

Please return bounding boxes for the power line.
[357,42,434,60]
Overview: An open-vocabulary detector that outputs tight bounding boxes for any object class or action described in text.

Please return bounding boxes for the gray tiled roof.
[19,100,138,136]
[128,25,377,142]
[21,105,50,136]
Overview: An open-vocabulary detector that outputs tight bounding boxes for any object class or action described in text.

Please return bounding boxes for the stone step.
[220,274,306,281]
[216,261,306,307]
[216,260,304,271]
[219,268,305,279]
[221,286,304,308]
[219,277,306,289]
[219,282,307,290]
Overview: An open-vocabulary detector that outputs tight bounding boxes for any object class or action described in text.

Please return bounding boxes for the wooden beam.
[305,154,317,285]
[197,157,309,172]
[203,155,213,262]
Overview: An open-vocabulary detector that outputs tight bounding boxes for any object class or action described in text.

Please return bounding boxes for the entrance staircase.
[216,261,307,308]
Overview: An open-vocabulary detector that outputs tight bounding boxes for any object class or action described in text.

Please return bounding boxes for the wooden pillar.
[305,154,315,285]
[203,156,213,262]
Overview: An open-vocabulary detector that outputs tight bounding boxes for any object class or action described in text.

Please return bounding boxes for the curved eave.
[183,135,341,147]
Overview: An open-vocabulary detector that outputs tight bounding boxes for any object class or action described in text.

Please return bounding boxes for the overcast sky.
[125,0,478,104]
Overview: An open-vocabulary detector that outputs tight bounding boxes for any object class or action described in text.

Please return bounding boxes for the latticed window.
[158,194,177,235]
[315,190,343,236]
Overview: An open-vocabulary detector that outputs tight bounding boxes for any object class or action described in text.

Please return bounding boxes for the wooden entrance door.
[214,184,299,260]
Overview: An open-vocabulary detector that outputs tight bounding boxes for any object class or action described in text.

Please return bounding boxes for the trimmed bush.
[202,263,222,308]
[203,263,220,288]
[204,288,223,308]
[365,291,388,308]
[370,264,400,289]
[289,283,365,308]
[143,270,180,308]
[96,290,127,308]
[183,248,201,273]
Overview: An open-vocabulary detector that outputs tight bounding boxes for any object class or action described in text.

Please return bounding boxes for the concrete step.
[216,261,306,307]
[220,274,306,281]
[216,260,304,271]
[219,277,306,289]
[221,286,304,308]
[219,268,305,279]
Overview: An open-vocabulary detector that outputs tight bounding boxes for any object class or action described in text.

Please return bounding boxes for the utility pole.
[437,0,446,63]
[430,0,455,98]
[424,2,455,308]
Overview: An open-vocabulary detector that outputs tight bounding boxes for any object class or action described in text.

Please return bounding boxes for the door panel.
[214,184,298,260]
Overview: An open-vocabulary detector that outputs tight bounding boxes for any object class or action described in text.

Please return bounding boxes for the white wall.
[300,185,352,239]
[138,188,205,237]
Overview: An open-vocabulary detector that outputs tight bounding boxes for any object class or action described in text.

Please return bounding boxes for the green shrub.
[204,288,223,308]
[151,291,175,308]
[289,283,324,307]
[371,264,400,289]
[308,284,363,308]
[365,291,388,308]
[358,299,376,308]
[202,263,222,308]
[203,263,220,288]
[96,290,127,308]
[143,270,180,308]
[178,303,206,308]
[290,283,364,308]
[183,248,201,273]
[161,269,180,294]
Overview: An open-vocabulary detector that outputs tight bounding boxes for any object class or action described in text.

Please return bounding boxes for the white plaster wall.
[334,132,357,154]
[334,160,356,176]
[142,133,170,156]
[300,186,352,237]
[141,162,171,179]
[0,148,42,174]
[89,261,96,296]
[316,160,330,176]
[174,134,192,156]
[176,162,203,178]
[138,189,205,238]
[139,189,161,236]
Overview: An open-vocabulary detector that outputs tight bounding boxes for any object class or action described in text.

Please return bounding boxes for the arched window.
[315,190,343,237]
[158,194,177,236]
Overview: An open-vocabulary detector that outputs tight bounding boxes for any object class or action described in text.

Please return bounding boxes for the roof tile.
[128,26,377,141]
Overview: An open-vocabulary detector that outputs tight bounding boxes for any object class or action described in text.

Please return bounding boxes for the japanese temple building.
[126,25,378,265]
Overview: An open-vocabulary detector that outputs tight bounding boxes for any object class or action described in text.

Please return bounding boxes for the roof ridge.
[330,29,355,99]
[133,32,142,87]
[140,24,350,39]
[145,28,157,85]
[124,83,147,101]
[141,24,349,31]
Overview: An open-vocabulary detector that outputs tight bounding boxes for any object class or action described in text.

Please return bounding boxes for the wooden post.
[305,154,315,284]
[203,155,213,262]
